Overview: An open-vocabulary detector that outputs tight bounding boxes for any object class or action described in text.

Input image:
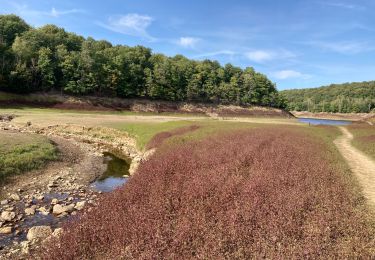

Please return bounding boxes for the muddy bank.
[0,92,292,118]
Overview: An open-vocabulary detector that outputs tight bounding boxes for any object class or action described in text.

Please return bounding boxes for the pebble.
[52,204,66,215]
[0,226,12,234]
[1,211,16,222]
[24,208,36,216]
[27,226,52,241]
[74,201,86,211]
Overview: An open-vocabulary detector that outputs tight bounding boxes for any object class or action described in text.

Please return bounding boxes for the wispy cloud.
[272,70,311,80]
[192,50,236,59]
[307,41,374,54]
[98,14,155,40]
[245,49,296,63]
[318,1,365,10]
[176,37,200,48]
[11,3,84,18]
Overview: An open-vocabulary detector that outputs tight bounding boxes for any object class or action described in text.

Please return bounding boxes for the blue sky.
[1,0,375,90]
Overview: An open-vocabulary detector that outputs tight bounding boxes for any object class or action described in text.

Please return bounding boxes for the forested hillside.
[281,81,375,113]
[0,15,285,108]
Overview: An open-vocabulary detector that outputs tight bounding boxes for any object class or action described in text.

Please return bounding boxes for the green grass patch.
[349,124,375,159]
[0,131,57,181]
[108,120,197,150]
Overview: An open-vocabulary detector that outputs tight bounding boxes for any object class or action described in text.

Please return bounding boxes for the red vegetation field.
[38,127,375,259]
[146,124,200,149]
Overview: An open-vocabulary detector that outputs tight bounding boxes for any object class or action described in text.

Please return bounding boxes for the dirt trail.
[334,126,375,209]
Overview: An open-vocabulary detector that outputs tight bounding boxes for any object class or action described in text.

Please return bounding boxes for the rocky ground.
[0,116,149,259]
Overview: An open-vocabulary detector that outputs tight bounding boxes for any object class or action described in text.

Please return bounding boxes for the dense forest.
[281,81,375,113]
[0,15,286,108]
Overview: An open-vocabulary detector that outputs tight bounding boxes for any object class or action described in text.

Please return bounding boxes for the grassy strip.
[109,120,197,150]
[39,125,375,259]
[0,132,57,181]
[348,123,375,159]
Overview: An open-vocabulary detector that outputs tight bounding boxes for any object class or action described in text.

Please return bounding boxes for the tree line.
[281,81,375,113]
[0,15,286,108]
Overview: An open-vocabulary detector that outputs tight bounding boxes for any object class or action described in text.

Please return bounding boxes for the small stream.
[0,152,131,249]
[90,152,131,192]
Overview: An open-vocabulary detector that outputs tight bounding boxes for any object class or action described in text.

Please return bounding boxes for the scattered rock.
[51,198,59,205]
[1,200,8,205]
[74,201,86,211]
[36,195,44,201]
[0,226,12,234]
[1,211,16,222]
[38,207,50,216]
[24,208,36,216]
[52,204,66,215]
[65,204,75,213]
[27,226,52,241]
[10,194,20,201]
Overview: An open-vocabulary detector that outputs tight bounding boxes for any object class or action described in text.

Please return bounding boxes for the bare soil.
[0,134,105,199]
[334,126,375,210]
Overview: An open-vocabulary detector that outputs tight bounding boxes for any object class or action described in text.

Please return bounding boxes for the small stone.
[1,211,16,222]
[1,200,8,205]
[65,204,75,213]
[74,201,86,211]
[36,195,44,201]
[24,208,36,216]
[10,194,20,201]
[51,198,59,205]
[27,226,52,241]
[0,226,12,234]
[38,207,50,216]
[52,204,66,215]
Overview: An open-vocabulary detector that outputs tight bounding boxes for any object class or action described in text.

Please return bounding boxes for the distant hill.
[281,81,375,113]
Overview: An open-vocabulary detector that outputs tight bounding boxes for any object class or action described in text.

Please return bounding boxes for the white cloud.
[177,37,200,48]
[272,70,311,80]
[245,49,296,63]
[99,14,154,40]
[245,50,273,63]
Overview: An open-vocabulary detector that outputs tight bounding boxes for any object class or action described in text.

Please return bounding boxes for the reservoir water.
[298,118,352,126]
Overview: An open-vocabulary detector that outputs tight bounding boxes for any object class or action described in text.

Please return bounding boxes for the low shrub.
[38,127,375,259]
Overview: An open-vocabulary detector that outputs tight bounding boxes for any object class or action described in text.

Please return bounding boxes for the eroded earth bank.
[0,116,151,258]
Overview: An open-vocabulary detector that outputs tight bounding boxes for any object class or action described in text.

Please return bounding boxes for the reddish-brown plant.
[146,124,200,149]
[38,128,375,259]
